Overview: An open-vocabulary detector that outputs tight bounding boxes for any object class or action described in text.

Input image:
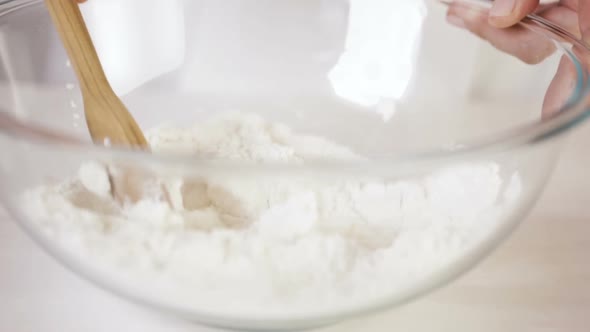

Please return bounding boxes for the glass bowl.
[1,0,589,330]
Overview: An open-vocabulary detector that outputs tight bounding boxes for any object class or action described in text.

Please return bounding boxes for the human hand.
[445,0,590,117]
[446,0,589,64]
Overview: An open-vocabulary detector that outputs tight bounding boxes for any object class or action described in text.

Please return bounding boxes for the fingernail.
[490,0,516,17]
[447,14,466,29]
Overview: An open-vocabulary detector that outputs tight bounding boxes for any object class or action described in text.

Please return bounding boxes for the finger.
[543,29,590,119]
[578,0,590,43]
[447,4,556,64]
[542,55,578,118]
[541,5,581,38]
[488,0,540,28]
[557,0,578,11]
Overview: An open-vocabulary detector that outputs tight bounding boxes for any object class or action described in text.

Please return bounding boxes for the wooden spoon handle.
[44,0,111,96]
[44,0,148,148]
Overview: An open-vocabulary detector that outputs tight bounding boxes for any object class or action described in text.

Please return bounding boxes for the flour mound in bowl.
[21,113,522,317]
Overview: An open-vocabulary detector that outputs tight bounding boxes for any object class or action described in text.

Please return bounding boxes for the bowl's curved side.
[0,131,565,330]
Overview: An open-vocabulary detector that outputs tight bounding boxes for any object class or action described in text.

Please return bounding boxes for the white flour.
[22,113,522,317]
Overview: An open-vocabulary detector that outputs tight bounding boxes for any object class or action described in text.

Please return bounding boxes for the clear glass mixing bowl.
[1,0,589,330]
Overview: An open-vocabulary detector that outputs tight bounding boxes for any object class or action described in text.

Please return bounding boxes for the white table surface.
[1,123,589,332]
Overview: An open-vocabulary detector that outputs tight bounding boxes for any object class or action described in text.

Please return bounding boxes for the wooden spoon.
[45,0,167,205]
[45,0,148,148]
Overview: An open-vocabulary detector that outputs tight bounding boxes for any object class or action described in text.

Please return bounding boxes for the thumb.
[488,0,540,28]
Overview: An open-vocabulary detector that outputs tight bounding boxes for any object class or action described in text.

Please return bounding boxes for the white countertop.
[1,123,589,332]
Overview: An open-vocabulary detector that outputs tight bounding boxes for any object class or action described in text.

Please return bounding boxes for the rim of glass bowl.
[1,0,590,170]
